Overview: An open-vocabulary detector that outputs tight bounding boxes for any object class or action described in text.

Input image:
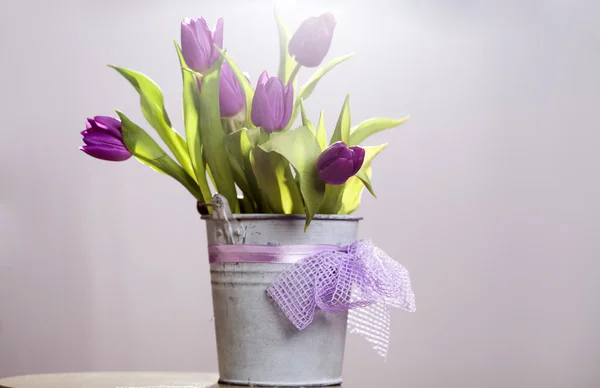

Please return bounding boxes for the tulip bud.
[181,17,224,73]
[288,13,336,68]
[219,61,244,118]
[250,71,293,133]
[80,116,132,161]
[316,141,365,185]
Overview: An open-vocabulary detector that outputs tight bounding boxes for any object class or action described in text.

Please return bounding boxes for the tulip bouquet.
[80,11,408,228]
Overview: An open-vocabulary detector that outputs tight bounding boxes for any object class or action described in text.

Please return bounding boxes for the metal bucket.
[203,213,361,387]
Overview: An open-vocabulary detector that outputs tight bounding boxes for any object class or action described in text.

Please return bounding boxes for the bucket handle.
[198,194,245,244]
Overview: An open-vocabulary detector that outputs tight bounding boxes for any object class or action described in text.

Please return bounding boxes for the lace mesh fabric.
[267,239,416,358]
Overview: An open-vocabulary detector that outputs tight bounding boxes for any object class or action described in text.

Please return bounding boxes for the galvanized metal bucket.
[203,209,361,387]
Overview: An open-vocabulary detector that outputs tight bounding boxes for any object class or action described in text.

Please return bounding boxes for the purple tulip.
[316,141,365,185]
[289,13,336,68]
[250,71,293,133]
[80,116,132,162]
[181,17,224,73]
[219,61,244,118]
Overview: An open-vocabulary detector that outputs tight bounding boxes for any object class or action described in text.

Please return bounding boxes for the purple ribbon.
[209,239,416,358]
[208,244,345,264]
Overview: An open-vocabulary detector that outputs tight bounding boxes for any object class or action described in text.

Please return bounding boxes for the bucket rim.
[201,213,363,221]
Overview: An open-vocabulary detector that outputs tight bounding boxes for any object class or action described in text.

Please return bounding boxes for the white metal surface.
[205,214,360,387]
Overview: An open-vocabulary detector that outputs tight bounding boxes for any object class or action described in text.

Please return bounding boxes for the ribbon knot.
[267,239,416,358]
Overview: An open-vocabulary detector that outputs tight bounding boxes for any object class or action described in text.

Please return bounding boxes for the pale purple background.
[1,0,599,387]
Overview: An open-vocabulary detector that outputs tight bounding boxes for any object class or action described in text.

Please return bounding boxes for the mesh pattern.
[267,239,416,358]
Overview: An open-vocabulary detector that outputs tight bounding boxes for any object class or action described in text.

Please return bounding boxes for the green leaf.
[109,65,195,180]
[350,116,410,146]
[205,161,217,190]
[315,110,327,151]
[320,184,346,214]
[116,111,203,201]
[174,42,212,201]
[355,168,375,197]
[297,53,354,104]
[250,148,298,214]
[225,130,252,174]
[182,67,204,80]
[356,144,388,197]
[259,126,325,229]
[339,172,369,214]
[274,8,297,85]
[247,127,269,147]
[225,128,264,211]
[229,166,256,213]
[238,195,254,213]
[299,99,315,133]
[339,144,388,213]
[197,57,240,213]
[285,53,354,130]
[215,47,255,129]
[330,94,351,145]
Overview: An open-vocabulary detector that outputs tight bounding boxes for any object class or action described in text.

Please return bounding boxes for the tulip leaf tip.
[113,109,125,120]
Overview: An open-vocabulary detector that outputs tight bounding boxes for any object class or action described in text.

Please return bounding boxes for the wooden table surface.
[0,372,345,388]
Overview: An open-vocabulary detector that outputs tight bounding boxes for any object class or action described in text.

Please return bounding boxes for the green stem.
[222,117,238,135]
[229,117,237,134]
[287,63,302,86]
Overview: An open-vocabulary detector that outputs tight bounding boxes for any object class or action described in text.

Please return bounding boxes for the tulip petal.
[316,141,348,170]
[289,13,336,68]
[85,117,118,138]
[320,158,354,185]
[86,118,99,130]
[251,84,277,132]
[82,131,124,147]
[350,146,365,175]
[210,17,224,63]
[321,13,337,35]
[289,17,319,53]
[250,72,293,132]
[80,145,131,161]
[181,22,205,72]
[81,116,130,161]
[257,70,269,87]
[338,146,353,160]
[93,116,120,129]
[93,116,121,137]
[219,62,244,117]
[281,83,294,128]
[265,77,284,126]
[181,16,223,73]
[194,17,213,71]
